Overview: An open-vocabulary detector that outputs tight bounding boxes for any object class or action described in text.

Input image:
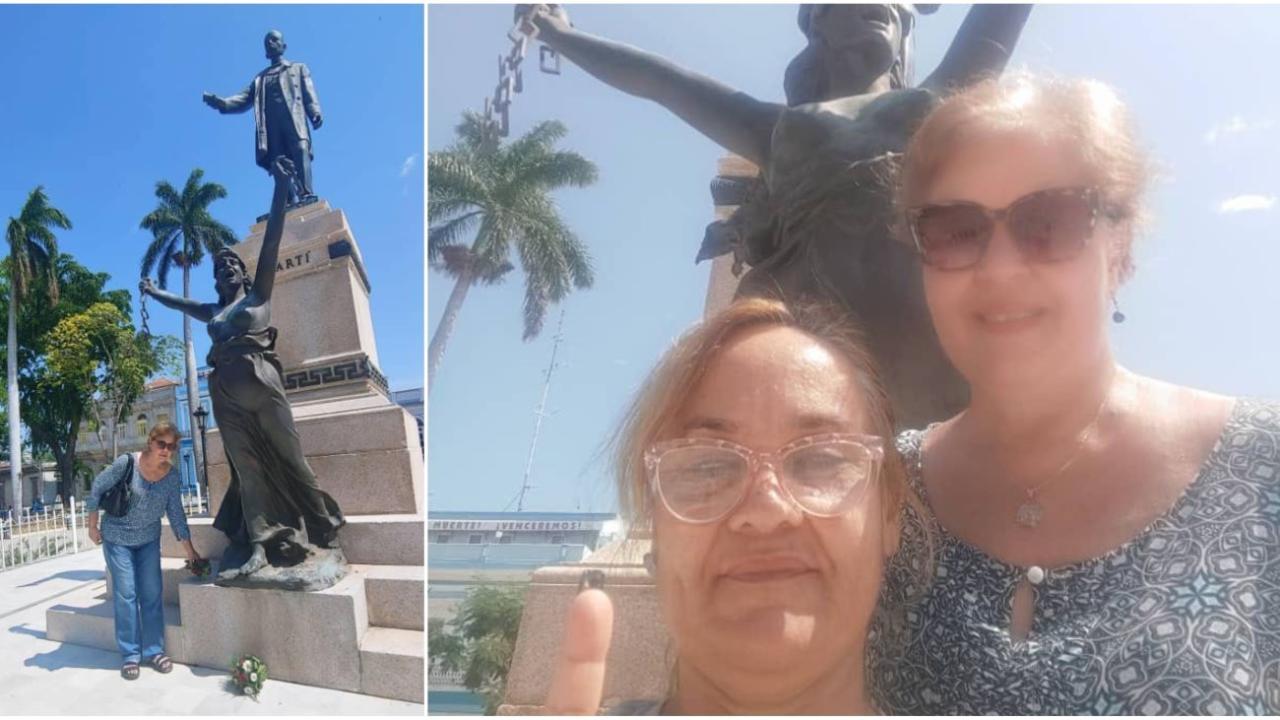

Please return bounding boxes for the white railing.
[0,489,212,573]
[179,489,210,518]
[0,499,90,572]
[428,669,468,689]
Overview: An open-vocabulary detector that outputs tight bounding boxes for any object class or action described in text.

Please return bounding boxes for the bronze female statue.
[520,4,1032,428]
[141,157,345,585]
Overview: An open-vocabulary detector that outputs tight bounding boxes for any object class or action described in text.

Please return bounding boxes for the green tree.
[139,168,237,486]
[44,302,181,461]
[430,584,528,714]
[427,113,598,392]
[12,254,133,502]
[5,186,70,510]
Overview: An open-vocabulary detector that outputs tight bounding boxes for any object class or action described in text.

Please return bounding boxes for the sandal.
[121,662,140,680]
[146,653,173,674]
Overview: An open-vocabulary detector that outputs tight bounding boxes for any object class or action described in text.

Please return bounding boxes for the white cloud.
[1204,115,1275,144]
[400,154,419,178]
[1217,195,1276,214]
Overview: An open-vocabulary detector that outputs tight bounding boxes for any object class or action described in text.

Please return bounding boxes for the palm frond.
[192,180,228,211]
[503,120,568,161]
[140,229,176,278]
[141,170,234,282]
[454,111,500,155]
[511,151,599,192]
[428,211,482,264]
[157,242,175,289]
[428,153,489,215]
[181,169,204,208]
[153,181,182,212]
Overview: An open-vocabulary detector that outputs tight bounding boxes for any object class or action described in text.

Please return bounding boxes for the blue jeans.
[102,538,164,664]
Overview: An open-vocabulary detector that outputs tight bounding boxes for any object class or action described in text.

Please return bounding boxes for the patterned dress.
[868,399,1280,714]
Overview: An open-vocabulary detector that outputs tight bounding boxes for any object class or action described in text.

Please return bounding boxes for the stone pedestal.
[498,537,670,714]
[47,200,425,705]
[205,199,424,520]
[236,200,382,402]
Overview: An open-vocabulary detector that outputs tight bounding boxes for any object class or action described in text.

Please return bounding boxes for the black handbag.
[100,454,135,518]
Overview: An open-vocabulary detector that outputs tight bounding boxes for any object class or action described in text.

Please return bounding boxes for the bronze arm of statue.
[518,4,1033,429]
[520,4,1031,165]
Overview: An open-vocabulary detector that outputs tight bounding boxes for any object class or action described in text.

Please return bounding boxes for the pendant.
[1015,499,1043,528]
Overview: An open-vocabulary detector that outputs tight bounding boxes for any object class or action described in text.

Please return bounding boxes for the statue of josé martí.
[203,30,324,207]
[518,4,1033,428]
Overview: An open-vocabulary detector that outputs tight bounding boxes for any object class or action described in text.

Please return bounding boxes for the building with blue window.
[75,370,215,498]
[428,510,621,714]
[174,367,216,495]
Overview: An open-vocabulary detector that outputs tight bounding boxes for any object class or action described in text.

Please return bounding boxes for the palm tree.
[5,186,70,511]
[428,113,597,392]
[139,169,237,482]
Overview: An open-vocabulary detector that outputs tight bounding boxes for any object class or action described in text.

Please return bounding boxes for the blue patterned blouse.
[869,399,1280,714]
[85,453,191,548]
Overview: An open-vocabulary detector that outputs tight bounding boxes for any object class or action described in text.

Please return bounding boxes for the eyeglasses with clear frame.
[643,433,885,524]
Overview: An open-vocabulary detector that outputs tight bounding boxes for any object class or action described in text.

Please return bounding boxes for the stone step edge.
[100,562,423,631]
[51,593,424,659]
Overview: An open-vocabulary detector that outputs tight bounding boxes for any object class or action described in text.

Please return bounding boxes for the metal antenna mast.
[516,307,566,512]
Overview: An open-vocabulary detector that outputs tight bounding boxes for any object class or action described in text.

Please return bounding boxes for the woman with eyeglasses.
[86,421,203,681]
[543,298,927,714]
[866,73,1280,713]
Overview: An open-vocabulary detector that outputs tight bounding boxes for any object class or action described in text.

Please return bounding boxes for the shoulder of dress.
[894,427,924,456]
[1227,397,1280,437]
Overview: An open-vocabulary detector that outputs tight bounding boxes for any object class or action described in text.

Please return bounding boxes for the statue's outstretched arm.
[527,8,782,168]
[921,5,1033,93]
[203,81,255,114]
[250,157,295,304]
[140,280,216,323]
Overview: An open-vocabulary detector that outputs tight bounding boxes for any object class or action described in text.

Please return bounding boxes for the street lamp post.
[192,406,210,514]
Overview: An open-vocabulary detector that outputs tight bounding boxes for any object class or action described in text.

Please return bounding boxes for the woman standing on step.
[86,421,203,681]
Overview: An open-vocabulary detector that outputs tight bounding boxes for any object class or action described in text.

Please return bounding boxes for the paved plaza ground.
[1,549,424,715]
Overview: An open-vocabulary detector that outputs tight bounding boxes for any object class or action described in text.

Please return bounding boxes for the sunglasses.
[152,439,179,452]
[907,187,1106,271]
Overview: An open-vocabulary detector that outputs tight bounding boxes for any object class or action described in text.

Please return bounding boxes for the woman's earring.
[1111,298,1126,324]
[643,551,657,577]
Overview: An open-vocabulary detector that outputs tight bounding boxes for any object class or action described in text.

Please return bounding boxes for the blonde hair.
[612,297,908,530]
[897,72,1152,284]
[147,421,183,445]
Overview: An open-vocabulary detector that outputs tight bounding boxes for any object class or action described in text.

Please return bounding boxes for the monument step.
[50,569,425,703]
[353,564,423,631]
[105,557,214,607]
[104,559,423,633]
[45,583,188,663]
[161,514,423,566]
[359,627,425,704]
[177,572,369,694]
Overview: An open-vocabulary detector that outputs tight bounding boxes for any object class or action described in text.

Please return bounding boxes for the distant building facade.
[392,387,423,449]
[0,461,60,513]
[75,372,215,498]
[427,510,620,713]
[174,367,216,496]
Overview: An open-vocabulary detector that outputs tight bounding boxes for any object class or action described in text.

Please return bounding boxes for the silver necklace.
[1013,394,1109,529]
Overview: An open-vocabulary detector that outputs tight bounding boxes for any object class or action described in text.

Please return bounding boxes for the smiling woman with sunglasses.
[85,421,203,681]
[866,73,1280,714]
[542,298,928,715]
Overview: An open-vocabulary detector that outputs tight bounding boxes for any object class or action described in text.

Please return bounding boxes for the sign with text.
[428,519,603,532]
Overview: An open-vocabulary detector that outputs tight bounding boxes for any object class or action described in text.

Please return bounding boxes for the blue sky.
[428,4,1280,514]
[0,4,423,393]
